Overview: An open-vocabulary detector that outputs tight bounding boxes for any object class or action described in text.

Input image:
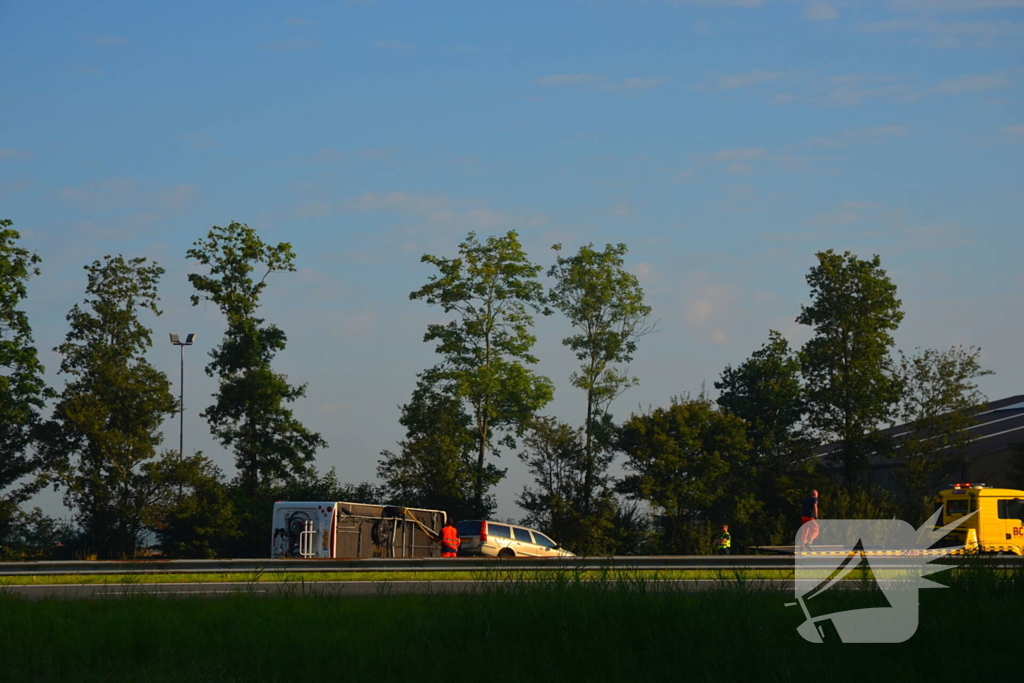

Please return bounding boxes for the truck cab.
[937,483,1024,555]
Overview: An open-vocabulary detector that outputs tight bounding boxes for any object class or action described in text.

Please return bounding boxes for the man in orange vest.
[438,518,461,558]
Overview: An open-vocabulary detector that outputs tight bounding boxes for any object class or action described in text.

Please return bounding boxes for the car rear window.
[488,524,512,539]
[513,527,532,543]
[456,521,482,537]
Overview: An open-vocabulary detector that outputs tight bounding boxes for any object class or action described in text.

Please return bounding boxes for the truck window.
[997,499,1024,522]
[946,499,969,515]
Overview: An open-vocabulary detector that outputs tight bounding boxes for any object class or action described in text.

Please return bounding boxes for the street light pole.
[169,333,196,459]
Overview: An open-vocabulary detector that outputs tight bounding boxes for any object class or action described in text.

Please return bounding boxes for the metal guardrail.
[1,554,1020,576]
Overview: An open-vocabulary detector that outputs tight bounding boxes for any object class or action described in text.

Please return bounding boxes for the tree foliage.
[0,219,50,547]
[45,255,175,559]
[410,231,553,516]
[187,222,326,497]
[144,451,238,559]
[715,331,819,546]
[716,330,815,476]
[516,415,626,555]
[617,396,750,554]
[798,250,904,484]
[887,346,992,519]
[378,381,496,521]
[547,242,653,513]
[282,467,385,505]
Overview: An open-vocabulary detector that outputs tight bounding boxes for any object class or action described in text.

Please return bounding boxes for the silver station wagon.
[454,520,575,558]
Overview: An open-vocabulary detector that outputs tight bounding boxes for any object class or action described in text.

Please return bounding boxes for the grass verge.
[0,563,1019,682]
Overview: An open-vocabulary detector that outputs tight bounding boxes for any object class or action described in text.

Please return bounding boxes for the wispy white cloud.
[1003,125,1024,141]
[820,73,918,107]
[856,16,1024,47]
[665,0,769,7]
[259,39,321,53]
[285,16,317,26]
[534,73,668,92]
[888,0,1024,12]
[0,181,31,196]
[0,148,34,162]
[295,193,550,247]
[709,147,766,162]
[177,132,220,150]
[535,74,601,86]
[602,76,669,91]
[155,184,198,210]
[298,146,394,164]
[931,73,1012,94]
[707,69,788,91]
[55,177,198,216]
[85,34,130,47]
[803,1,840,20]
[609,202,632,217]
[373,40,415,50]
[683,279,741,345]
[800,211,861,227]
[634,262,660,284]
[670,170,697,182]
[69,65,103,76]
[809,125,910,147]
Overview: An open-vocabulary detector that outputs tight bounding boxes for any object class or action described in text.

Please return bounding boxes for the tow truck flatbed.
[752,545,959,556]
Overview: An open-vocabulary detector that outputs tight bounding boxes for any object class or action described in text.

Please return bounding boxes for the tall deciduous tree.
[187,222,326,497]
[798,250,904,484]
[144,451,239,558]
[516,415,622,555]
[716,330,813,477]
[547,242,653,513]
[46,255,175,558]
[410,231,553,516]
[617,396,750,554]
[715,331,818,545]
[888,346,992,520]
[377,380,496,521]
[0,220,49,550]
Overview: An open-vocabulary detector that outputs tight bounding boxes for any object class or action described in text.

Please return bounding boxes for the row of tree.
[377,241,997,554]
[0,218,1005,559]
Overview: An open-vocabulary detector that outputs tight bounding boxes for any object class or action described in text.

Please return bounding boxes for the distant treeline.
[0,218,1011,559]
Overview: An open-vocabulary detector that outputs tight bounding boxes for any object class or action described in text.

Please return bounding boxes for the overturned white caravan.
[270,501,447,559]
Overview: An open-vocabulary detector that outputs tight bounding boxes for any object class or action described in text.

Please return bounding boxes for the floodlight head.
[169,333,180,344]
[185,333,196,344]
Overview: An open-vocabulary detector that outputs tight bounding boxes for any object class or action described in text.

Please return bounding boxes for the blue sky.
[2,0,1022,521]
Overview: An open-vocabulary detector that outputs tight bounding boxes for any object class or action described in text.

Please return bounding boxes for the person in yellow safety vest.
[439,519,461,558]
[714,524,731,555]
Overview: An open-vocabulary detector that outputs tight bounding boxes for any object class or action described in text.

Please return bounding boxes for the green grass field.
[0,565,1018,682]
[0,560,1008,585]
[0,568,801,585]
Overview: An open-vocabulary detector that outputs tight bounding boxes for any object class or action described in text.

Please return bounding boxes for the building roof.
[814,394,1024,464]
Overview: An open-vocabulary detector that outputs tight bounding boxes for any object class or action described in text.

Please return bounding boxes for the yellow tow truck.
[936,482,1024,555]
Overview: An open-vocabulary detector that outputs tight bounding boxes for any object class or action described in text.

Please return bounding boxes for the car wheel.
[497,548,515,559]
